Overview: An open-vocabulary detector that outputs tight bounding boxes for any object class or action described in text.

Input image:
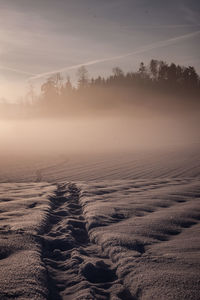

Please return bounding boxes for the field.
[0,146,200,299]
[1,0,200,299]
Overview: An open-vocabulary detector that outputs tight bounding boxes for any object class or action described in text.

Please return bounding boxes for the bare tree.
[77,66,89,88]
[112,67,124,77]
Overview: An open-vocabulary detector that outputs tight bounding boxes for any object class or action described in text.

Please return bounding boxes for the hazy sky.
[0,0,200,101]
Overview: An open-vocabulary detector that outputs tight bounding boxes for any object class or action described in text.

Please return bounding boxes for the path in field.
[39,183,132,300]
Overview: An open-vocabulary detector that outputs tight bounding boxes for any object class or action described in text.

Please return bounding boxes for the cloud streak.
[0,66,35,76]
[130,23,200,29]
[27,29,200,80]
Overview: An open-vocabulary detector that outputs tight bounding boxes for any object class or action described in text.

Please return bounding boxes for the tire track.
[39,183,132,299]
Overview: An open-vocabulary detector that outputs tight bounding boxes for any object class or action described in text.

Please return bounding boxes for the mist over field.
[0,108,199,159]
[1,1,200,299]
[1,61,200,300]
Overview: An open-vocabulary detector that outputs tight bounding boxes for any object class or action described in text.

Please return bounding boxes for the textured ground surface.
[79,179,200,299]
[0,183,55,299]
[0,147,200,183]
[0,179,200,299]
[0,147,200,299]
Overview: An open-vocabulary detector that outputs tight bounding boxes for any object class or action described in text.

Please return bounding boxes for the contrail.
[30,30,200,81]
[130,24,200,29]
[0,66,35,76]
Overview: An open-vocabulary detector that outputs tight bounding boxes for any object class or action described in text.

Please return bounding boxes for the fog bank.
[1,113,199,159]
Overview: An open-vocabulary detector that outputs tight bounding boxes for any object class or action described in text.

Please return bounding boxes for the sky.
[0,0,200,101]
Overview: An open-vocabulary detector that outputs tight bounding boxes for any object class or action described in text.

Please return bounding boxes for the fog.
[0,112,199,160]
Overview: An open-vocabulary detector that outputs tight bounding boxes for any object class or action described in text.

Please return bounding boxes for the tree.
[138,62,148,79]
[158,61,168,81]
[176,65,184,85]
[26,82,36,103]
[112,67,124,77]
[41,76,58,103]
[65,76,73,91]
[187,66,198,87]
[167,63,177,83]
[149,59,158,81]
[77,66,89,89]
[53,72,63,93]
[60,76,73,98]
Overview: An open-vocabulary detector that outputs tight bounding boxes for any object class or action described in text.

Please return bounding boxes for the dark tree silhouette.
[22,59,199,117]
[149,59,158,81]
[112,67,124,77]
[41,76,58,103]
[77,66,89,89]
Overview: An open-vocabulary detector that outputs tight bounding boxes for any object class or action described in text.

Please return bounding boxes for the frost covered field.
[0,147,200,299]
[1,0,200,299]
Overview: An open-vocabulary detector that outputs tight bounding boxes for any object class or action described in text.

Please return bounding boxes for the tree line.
[1,59,199,118]
[39,59,200,105]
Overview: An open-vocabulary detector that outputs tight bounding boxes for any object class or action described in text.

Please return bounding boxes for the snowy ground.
[0,148,200,299]
[0,146,200,183]
[79,178,200,299]
[0,183,56,299]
